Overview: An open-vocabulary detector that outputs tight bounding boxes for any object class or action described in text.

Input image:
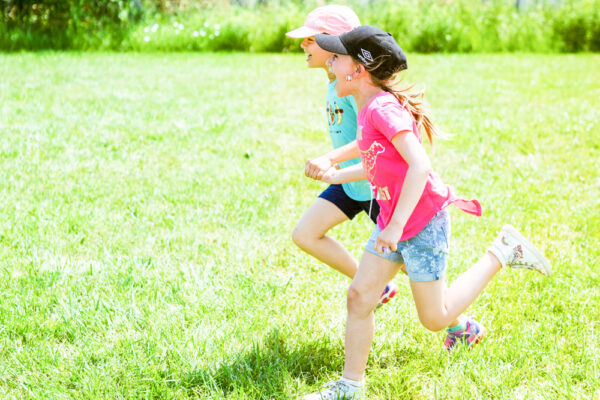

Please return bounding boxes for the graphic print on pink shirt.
[360,141,385,181]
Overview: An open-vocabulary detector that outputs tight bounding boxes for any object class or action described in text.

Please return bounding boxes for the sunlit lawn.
[0,52,598,399]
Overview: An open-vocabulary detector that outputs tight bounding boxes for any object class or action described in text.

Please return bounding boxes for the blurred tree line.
[2,0,141,49]
[1,0,599,51]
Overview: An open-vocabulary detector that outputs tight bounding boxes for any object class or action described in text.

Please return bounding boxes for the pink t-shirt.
[357,91,481,240]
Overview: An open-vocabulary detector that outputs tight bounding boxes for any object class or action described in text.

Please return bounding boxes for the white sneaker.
[488,224,552,276]
[303,378,364,400]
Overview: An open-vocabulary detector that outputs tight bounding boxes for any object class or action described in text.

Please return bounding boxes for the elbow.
[423,163,433,176]
[411,162,432,178]
[421,158,433,174]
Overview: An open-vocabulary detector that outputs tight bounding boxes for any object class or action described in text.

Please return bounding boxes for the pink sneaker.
[376,282,398,309]
[443,317,487,351]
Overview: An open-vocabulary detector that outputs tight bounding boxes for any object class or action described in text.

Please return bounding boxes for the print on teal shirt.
[327,101,345,128]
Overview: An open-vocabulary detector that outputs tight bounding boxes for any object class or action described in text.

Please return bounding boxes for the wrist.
[387,218,405,231]
[330,172,343,185]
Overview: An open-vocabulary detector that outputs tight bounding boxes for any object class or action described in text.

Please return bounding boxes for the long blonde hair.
[358,56,445,145]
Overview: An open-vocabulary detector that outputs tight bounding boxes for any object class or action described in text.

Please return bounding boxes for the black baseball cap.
[316,25,408,75]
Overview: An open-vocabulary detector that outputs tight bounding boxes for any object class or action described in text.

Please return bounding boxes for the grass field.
[0,52,599,399]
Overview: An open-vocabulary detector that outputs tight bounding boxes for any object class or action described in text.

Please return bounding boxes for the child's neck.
[353,84,385,111]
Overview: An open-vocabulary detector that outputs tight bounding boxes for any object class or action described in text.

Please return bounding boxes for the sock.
[339,377,363,388]
[488,245,507,268]
[447,320,466,333]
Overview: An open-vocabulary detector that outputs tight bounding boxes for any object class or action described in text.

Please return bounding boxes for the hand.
[320,167,340,184]
[305,156,333,180]
[375,223,404,254]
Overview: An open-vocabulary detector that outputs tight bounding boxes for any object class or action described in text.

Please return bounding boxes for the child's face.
[301,36,332,69]
[327,54,356,97]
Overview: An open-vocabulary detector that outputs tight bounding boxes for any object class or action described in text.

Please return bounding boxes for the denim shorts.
[364,210,450,282]
[319,184,380,224]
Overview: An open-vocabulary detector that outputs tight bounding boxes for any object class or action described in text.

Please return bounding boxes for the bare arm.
[373,131,432,254]
[320,162,367,184]
[305,140,360,180]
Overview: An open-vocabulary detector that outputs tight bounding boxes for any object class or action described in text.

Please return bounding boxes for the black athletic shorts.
[318,184,380,225]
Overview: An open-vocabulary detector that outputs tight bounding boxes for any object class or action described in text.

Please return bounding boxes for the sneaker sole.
[502,224,552,276]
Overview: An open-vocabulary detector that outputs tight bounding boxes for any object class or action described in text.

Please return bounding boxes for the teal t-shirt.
[327,79,372,201]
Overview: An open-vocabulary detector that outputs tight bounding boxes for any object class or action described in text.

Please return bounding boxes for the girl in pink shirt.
[301,26,552,400]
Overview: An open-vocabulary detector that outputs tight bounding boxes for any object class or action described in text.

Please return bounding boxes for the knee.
[291,225,310,249]
[417,313,447,332]
[346,284,376,316]
[292,223,324,250]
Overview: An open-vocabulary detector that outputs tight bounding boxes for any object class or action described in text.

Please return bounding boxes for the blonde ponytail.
[373,76,445,146]
[358,55,446,145]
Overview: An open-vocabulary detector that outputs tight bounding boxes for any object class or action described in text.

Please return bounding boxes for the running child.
[286,6,398,306]
[301,26,552,399]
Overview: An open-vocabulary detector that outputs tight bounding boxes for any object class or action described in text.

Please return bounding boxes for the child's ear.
[355,64,365,77]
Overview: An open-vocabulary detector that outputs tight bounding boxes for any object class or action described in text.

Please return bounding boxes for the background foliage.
[1,0,600,52]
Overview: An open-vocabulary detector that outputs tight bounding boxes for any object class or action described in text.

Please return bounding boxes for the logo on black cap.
[358,48,373,64]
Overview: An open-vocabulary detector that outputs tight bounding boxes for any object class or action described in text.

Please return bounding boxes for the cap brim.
[286,26,321,38]
[315,34,349,55]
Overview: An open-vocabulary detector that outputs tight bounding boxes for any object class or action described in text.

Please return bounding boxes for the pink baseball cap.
[286,5,360,38]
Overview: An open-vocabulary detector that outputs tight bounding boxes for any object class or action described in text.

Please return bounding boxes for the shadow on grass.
[179,328,344,398]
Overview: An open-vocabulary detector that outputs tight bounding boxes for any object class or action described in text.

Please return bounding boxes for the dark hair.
[355,55,445,145]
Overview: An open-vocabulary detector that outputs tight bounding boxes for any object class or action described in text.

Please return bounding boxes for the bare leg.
[444,251,502,318]
[292,198,358,278]
[342,251,402,381]
[411,251,502,331]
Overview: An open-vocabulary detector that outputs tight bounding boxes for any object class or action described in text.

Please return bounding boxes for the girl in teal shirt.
[286,5,398,306]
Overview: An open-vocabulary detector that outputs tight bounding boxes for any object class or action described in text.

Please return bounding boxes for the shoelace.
[448,321,472,338]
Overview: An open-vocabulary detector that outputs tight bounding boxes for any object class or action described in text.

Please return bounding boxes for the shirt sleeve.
[368,100,413,141]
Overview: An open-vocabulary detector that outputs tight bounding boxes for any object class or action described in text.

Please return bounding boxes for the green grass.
[0,52,598,399]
